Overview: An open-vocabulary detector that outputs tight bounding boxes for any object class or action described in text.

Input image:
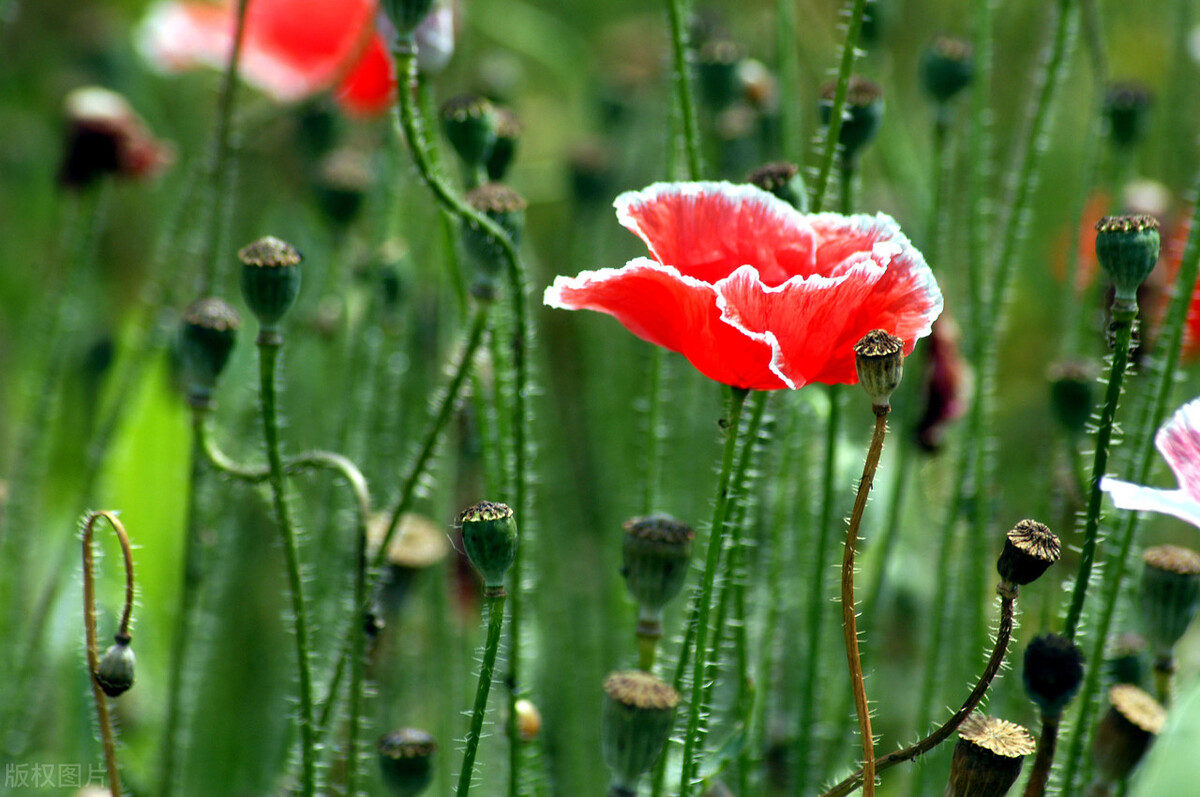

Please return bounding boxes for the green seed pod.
[1091,685,1165,786]
[853,329,904,409]
[377,728,436,796]
[1048,360,1096,438]
[462,183,527,299]
[746,161,809,212]
[1139,545,1200,662]
[567,140,615,205]
[1105,633,1148,687]
[440,94,497,174]
[238,236,303,342]
[697,40,744,111]
[1105,82,1154,149]
[920,36,974,104]
[819,76,883,167]
[459,501,518,597]
[996,519,1061,592]
[601,671,679,795]
[95,635,135,698]
[1095,214,1160,311]
[621,515,694,629]
[945,714,1035,797]
[379,0,435,37]
[313,147,371,230]
[485,107,521,182]
[180,297,240,408]
[1023,633,1085,716]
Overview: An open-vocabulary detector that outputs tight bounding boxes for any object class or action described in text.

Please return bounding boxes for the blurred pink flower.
[1102,397,1200,529]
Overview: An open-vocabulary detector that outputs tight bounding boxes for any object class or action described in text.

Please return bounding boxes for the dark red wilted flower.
[137,0,398,116]
[544,182,943,391]
[59,87,173,189]
[916,317,966,451]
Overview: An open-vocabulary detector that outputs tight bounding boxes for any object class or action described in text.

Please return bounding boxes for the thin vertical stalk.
[257,341,317,797]
[1059,189,1200,794]
[810,0,870,213]
[840,408,889,797]
[775,0,802,162]
[678,386,751,796]
[663,0,702,179]
[457,593,507,797]
[1023,711,1061,797]
[82,510,135,797]
[643,346,667,515]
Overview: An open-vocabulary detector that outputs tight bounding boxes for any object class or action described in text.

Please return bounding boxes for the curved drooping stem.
[82,510,136,797]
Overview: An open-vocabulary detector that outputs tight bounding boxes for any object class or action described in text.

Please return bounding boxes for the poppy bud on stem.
[81,510,136,797]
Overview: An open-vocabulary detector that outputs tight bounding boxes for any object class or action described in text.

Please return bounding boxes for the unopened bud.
[95,635,135,698]
[512,698,542,743]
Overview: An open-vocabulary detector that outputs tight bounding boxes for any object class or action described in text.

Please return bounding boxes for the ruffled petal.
[1155,397,1200,503]
[335,33,395,116]
[1100,478,1200,530]
[544,258,788,390]
[614,181,818,287]
[138,0,376,103]
[716,218,942,387]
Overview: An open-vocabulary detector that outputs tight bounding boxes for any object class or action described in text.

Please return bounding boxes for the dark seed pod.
[1104,81,1154,149]
[485,107,521,182]
[379,0,435,37]
[601,671,679,794]
[697,39,745,111]
[462,183,527,299]
[621,515,694,631]
[854,330,905,409]
[996,519,1061,591]
[95,635,136,698]
[313,147,371,230]
[1095,214,1160,310]
[1105,633,1148,687]
[1023,633,1086,716]
[1139,544,1200,661]
[746,161,808,211]
[1048,360,1096,438]
[238,236,302,341]
[377,728,436,796]
[819,76,883,167]
[945,714,1035,797]
[458,501,518,596]
[441,94,497,174]
[920,36,974,103]
[180,297,241,408]
[1091,684,1165,786]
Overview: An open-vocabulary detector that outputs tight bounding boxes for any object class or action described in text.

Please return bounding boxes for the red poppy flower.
[137,0,395,116]
[544,182,943,391]
[58,87,174,189]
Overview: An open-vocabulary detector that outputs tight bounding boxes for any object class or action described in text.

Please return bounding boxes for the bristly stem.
[1062,305,1136,640]
[663,0,701,179]
[820,594,1017,797]
[677,386,751,796]
[775,0,803,162]
[1023,711,1062,797]
[257,340,317,797]
[198,0,249,294]
[842,407,889,796]
[457,592,508,797]
[82,510,135,797]
[1059,188,1200,795]
[810,0,870,213]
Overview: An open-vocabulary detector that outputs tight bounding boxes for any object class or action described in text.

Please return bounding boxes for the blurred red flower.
[137,0,395,116]
[544,182,943,391]
[59,86,174,189]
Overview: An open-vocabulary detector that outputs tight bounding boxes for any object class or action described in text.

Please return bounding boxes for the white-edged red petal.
[1100,478,1200,530]
[1155,397,1200,503]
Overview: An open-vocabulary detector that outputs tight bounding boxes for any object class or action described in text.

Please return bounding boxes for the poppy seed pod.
[380,0,436,37]
[997,519,1061,592]
[1104,82,1154,149]
[819,76,883,167]
[920,36,974,104]
[697,40,745,111]
[1105,633,1148,687]
[746,161,808,211]
[462,183,527,298]
[945,714,1035,797]
[1023,633,1085,716]
[1095,214,1160,311]
[1091,685,1165,787]
[601,671,679,795]
[238,236,302,342]
[440,94,497,174]
[313,147,371,229]
[180,297,241,408]
[621,515,695,630]
[1048,360,1097,438]
[377,728,436,796]
[1139,544,1200,661]
[459,501,518,596]
[853,329,904,409]
[486,107,521,182]
[95,635,135,698]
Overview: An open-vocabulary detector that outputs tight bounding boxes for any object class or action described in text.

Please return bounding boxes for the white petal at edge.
[1099,477,1200,530]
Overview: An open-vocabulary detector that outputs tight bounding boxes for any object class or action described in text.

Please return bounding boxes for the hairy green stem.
[663,0,702,179]
[678,386,751,796]
[257,341,317,797]
[775,0,803,162]
[810,0,870,213]
[457,593,508,797]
